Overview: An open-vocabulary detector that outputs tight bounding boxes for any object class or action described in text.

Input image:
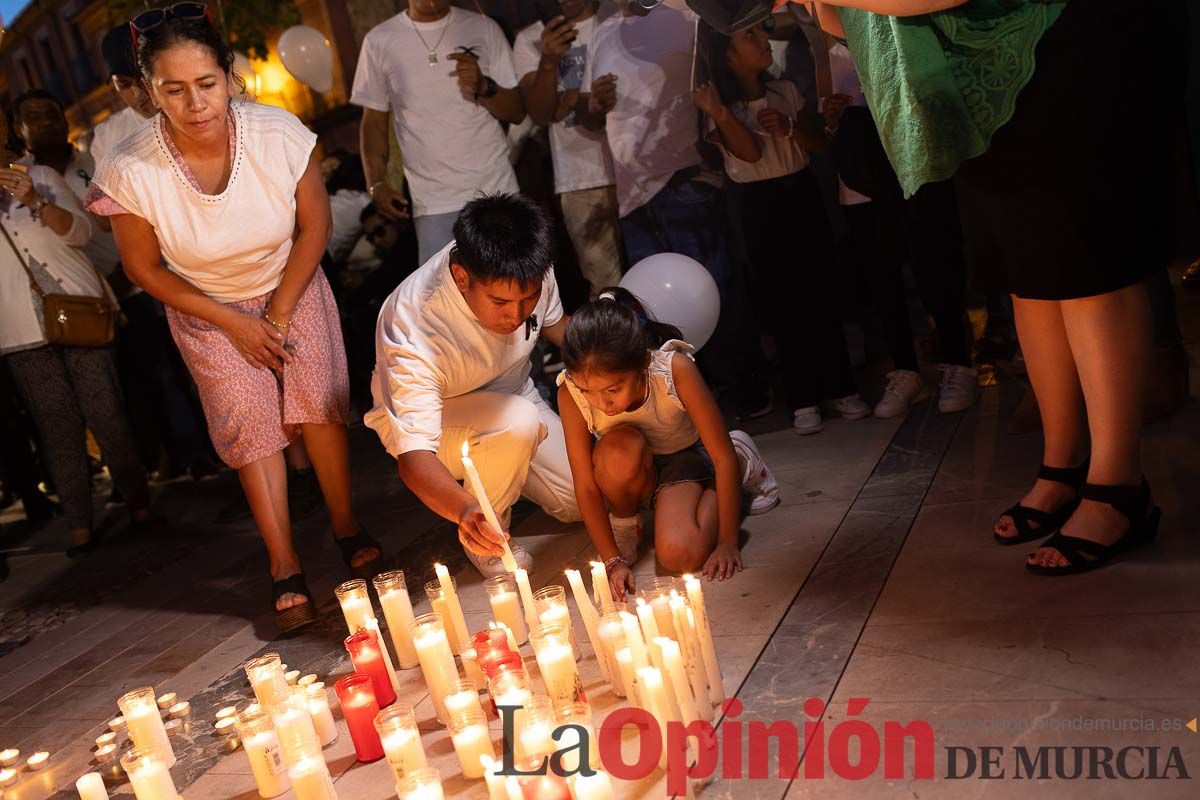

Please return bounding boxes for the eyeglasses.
[129,3,214,49]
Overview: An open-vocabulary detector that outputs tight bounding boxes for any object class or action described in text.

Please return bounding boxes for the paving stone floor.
[1,276,1197,800]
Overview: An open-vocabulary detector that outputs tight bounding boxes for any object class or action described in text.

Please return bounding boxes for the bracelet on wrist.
[263,312,291,331]
[368,180,386,198]
[603,555,628,572]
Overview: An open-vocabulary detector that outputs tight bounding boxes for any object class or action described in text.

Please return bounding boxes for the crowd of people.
[0,0,1192,628]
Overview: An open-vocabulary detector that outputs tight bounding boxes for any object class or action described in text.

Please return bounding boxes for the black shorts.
[651,442,714,503]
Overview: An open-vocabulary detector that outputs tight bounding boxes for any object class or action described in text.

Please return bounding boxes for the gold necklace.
[409,9,452,66]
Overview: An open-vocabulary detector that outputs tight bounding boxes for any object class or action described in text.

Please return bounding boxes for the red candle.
[345,629,397,708]
[334,674,384,762]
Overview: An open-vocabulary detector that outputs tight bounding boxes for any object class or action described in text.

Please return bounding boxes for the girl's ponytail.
[562,287,683,375]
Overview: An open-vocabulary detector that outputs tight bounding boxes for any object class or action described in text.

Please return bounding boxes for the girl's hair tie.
[598,291,617,302]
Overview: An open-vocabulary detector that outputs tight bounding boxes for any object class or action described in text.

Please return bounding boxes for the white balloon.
[278,25,333,94]
[620,253,720,351]
[232,52,257,99]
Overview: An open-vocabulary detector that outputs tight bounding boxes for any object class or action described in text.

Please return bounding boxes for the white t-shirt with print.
[828,43,872,206]
[514,17,614,195]
[366,241,565,457]
[92,101,317,303]
[583,5,702,217]
[351,9,520,218]
[707,80,810,184]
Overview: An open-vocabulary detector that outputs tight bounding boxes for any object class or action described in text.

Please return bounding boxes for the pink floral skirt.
[167,271,349,468]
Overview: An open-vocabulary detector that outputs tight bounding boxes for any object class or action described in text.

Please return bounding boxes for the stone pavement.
[1,276,1197,800]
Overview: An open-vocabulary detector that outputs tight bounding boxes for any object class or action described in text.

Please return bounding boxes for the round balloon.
[619,253,720,350]
[278,25,333,94]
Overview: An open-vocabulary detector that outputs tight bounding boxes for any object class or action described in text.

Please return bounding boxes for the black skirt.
[953,0,1179,301]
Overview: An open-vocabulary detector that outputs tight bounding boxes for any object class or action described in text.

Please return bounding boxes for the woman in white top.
[692,21,868,436]
[87,9,373,632]
[0,107,151,554]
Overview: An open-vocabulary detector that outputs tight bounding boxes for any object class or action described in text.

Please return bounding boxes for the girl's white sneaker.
[730,430,780,515]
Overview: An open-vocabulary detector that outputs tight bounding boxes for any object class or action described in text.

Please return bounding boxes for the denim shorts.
[652,441,715,503]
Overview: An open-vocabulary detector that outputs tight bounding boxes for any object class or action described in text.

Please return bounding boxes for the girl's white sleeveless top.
[557,340,700,455]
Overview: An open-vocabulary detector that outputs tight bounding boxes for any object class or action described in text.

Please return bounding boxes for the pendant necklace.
[410,10,452,66]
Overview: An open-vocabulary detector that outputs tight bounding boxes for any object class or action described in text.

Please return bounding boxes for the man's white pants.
[436,382,580,527]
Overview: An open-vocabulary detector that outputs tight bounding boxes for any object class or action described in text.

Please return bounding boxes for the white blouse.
[0,165,106,354]
[91,101,317,303]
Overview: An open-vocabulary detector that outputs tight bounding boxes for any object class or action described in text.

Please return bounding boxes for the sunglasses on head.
[129,3,214,49]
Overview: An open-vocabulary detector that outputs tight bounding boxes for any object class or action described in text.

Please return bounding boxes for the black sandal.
[994,461,1088,545]
[1025,479,1160,576]
[334,529,383,579]
[273,573,318,632]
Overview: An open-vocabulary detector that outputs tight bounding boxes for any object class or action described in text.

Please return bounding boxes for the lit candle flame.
[461,441,470,459]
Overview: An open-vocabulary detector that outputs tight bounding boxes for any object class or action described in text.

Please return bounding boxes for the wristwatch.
[368,180,386,198]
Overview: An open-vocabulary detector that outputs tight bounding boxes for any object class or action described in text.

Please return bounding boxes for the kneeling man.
[366,194,580,575]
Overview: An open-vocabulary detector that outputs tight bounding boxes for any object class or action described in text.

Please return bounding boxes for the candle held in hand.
[461,442,518,572]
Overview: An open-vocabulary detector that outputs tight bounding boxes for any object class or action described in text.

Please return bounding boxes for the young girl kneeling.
[558,290,780,601]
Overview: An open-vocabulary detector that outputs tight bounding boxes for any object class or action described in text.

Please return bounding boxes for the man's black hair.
[101,24,139,80]
[451,193,554,286]
[13,89,63,122]
[359,201,381,224]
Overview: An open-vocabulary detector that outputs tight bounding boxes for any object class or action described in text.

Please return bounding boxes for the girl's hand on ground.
[458,504,508,558]
[702,542,743,582]
[609,562,636,602]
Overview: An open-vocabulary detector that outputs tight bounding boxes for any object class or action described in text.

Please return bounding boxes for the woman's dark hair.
[136,16,245,93]
[700,22,771,106]
[562,287,683,376]
[451,193,554,286]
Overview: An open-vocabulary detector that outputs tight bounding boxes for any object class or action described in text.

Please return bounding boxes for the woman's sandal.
[1025,479,1161,576]
[994,461,1089,545]
[334,529,383,579]
[273,573,319,633]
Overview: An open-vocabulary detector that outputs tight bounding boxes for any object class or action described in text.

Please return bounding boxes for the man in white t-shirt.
[353,0,526,265]
[366,194,581,577]
[514,0,621,298]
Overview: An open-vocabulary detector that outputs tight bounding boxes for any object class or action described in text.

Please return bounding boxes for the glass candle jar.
[516,695,556,764]
[305,682,339,747]
[424,577,464,655]
[409,612,459,725]
[118,687,175,769]
[373,571,420,668]
[334,578,375,634]
[571,770,616,800]
[483,574,529,645]
[397,766,444,800]
[473,627,512,671]
[596,607,628,698]
[285,740,338,800]
[459,642,488,688]
[638,578,682,640]
[270,687,320,767]
[375,703,427,784]
[553,702,599,774]
[245,653,290,708]
[449,706,495,779]
[443,679,485,727]
[333,674,384,762]
[345,628,397,708]
[530,622,584,708]
[532,586,579,659]
[234,707,290,798]
[120,745,180,800]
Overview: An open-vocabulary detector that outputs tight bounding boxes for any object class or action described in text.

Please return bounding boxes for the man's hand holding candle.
[457,502,509,557]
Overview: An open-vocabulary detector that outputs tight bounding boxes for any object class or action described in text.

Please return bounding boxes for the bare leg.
[239,451,306,611]
[592,426,655,515]
[1029,284,1151,567]
[654,482,718,573]
[299,423,374,567]
[284,438,311,470]
[995,297,1088,539]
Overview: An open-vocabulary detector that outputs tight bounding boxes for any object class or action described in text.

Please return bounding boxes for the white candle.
[398,767,445,800]
[0,768,16,787]
[461,442,519,572]
[565,569,608,681]
[656,637,699,726]
[375,571,421,669]
[650,594,678,641]
[531,625,583,708]
[519,718,555,762]
[514,568,540,639]
[671,598,713,722]
[484,575,528,645]
[597,613,627,696]
[305,683,339,747]
[481,755,507,800]
[490,620,520,653]
[450,720,494,778]
[108,717,126,734]
[636,667,674,769]
[620,611,649,670]
[122,748,180,800]
[635,599,665,672]
[444,685,485,723]
[156,693,176,709]
[589,561,615,609]
[216,705,239,721]
[381,725,427,780]
[435,563,472,660]
[245,654,290,708]
[287,754,338,800]
[460,644,488,687]
[95,744,118,762]
[411,614,459,725]
[612,646,633,700]
[336,580,376,632]
[76,772,108,800]
[271,691,320,765]
[0,749,17,767]
[683,574,725,705]
[537,602,579,660]
[239,719,290,799]
[120,688,176,768]
[572,770,616,800]
[26,750,49,770]
[168,702,190,719]
[96,732,117,749]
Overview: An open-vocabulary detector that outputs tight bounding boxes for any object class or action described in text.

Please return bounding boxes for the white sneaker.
[831,394,871,421]
[609,514,642,564]
[465,540,534,577]
[874,369,926,418]
[792,405,823,435]
[937,364,979,413]
[729,430,780,515]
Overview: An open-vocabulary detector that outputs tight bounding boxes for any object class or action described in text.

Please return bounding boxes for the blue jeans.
[619,177,732,295]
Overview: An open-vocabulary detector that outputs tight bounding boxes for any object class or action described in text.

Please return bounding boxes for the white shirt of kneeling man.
[366,203,581,566]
